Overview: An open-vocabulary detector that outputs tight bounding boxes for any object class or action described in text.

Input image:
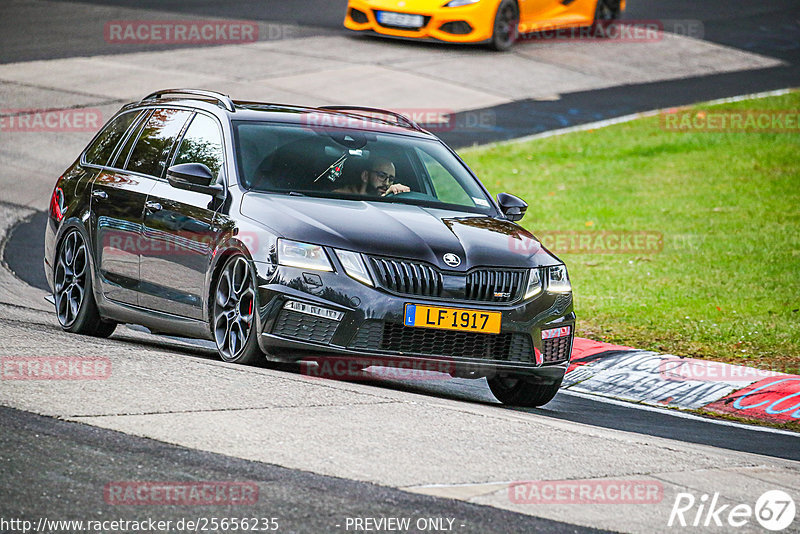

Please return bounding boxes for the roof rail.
[140,89,235,112]
[318,106,424,132]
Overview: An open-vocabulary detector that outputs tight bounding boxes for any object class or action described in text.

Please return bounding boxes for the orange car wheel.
[490,0,519,51]
[594,0,622,24]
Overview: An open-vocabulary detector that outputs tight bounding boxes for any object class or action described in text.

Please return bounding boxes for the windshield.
[233,121,496,214]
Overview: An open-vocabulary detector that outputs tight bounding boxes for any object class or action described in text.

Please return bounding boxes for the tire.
[53,228,117,338]
[488,375,563,407]
[211,254,263,365]
[490,0,519,52]
[592,0,621,31]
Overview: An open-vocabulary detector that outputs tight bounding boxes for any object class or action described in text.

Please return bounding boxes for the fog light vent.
[349,8,369,24]
[440,21,473,35]
[273,303,342,344]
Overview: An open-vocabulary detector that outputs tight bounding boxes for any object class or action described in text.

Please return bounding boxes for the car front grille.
[272,309,338,344]
[366,256,526,303]
[541,334,573,364]
[368,257,443,298]
[464,269,526,302]
[349,321,535,363]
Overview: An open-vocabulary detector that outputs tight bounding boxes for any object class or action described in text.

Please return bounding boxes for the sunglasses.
[370,170,395,185]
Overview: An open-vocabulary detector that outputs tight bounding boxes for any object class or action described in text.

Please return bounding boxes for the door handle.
[145,201,162,213]
[92,190,108,200]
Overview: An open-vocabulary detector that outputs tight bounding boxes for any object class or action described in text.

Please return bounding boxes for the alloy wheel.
[213,256,256,361]
[54,230,88,328]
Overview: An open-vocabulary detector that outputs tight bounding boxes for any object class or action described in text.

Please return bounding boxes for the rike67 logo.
[669,490,796,531]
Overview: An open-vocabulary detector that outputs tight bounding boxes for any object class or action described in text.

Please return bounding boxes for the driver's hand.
[383,184,411,196]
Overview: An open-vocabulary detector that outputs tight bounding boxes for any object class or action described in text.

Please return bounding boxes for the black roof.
[126,89,437,139]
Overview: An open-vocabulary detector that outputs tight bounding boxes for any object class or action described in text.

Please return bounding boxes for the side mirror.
[167,163,223,196]
[497,193,527,222]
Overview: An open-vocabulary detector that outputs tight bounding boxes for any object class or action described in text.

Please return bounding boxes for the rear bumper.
[253,262,574,382]
[344,0,498,44]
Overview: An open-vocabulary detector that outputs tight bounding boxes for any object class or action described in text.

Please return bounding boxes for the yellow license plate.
[403,304,501,335]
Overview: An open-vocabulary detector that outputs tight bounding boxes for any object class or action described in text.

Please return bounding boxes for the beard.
[367,182,388,196]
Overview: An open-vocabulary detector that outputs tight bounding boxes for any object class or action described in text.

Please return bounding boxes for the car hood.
[240,193,560,271]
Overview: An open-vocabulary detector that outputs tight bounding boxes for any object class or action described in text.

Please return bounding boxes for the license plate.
[404,304,501,335]
[377,11,425,28]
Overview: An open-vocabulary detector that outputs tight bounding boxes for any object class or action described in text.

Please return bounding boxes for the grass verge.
[462,91,800,372]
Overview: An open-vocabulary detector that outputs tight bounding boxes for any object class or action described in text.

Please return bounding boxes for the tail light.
[50,185,65,221]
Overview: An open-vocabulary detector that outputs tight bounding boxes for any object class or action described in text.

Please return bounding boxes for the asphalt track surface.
[1,0,797,63]
[0,406,607,534]
[3,201,800,462]
[4,210,800,463]
[1,1,799,531]
[2,0,800,459]
[2,0,799,146]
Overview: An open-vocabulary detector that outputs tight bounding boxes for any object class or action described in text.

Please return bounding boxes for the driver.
[335,156,410,196]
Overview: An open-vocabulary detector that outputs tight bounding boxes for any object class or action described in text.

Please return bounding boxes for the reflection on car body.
[44,89,574,407]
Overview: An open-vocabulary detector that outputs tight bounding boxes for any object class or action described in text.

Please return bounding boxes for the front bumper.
[344,0,498,44]
[253,262,574,382]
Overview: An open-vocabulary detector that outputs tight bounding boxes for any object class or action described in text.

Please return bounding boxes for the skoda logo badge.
[443,253,461,267]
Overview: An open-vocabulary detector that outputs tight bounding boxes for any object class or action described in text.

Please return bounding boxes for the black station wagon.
[44,89,575,407]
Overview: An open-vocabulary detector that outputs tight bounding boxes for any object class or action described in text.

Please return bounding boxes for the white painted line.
[560,389,800,437]
[476,88,797,149]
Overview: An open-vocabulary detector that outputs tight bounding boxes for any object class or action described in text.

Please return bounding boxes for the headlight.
[445,0,480,6]
[524,268,542,299]
[277,239,332,272]
[335,249,373,286]
[547,265,571,293]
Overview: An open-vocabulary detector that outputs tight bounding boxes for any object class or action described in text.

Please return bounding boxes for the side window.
[84,111,140,166]
[172,114,225,179]
[416,149,474,207]
[125,109,192,177]
[111,109,150,169]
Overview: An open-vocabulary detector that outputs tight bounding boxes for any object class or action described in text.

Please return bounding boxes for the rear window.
[125,109,192,177]
[84,111,140,166]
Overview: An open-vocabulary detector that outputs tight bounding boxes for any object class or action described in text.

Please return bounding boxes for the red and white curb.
[565,338,800,427]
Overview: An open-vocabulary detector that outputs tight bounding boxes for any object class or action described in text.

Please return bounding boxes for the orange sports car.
[344,0,625,50]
